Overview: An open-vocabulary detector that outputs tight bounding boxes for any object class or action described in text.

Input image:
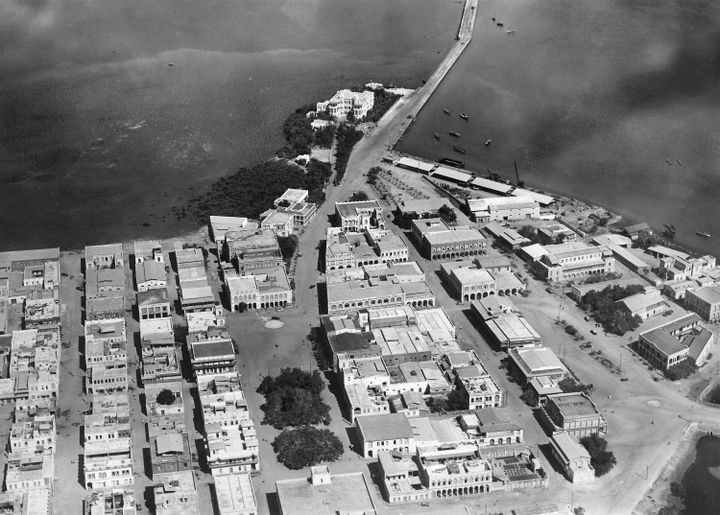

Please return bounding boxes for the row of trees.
[257,368,344,470]
[579,284,645,335]
[333,124,363,185]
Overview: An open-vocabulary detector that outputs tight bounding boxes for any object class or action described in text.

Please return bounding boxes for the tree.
[518,225,537,242]
[564,325,578,337]
[257,368,331,429]
[237,301,248,313]
[281,107,315,157]
[156,389,176,405]
[446,389,467,410]
[348,191,369,202]
[272,426,344,469]
[278,235,299,261]
[313,125,335,148]
[580,434,617,476]
[333,124,363,185]
[558,377,594,395]
[438,204,457,225]
[367,166,382,185]
[528,261,546,280]
[579,285,645,335]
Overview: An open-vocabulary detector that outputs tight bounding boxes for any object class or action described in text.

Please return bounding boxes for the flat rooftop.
[549,393,599,418]
[191,340,235,360]
[689,285,720,305]
[276,471,376,515]
[357,412,413,441]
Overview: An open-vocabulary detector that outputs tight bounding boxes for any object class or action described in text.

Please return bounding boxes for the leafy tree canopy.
[272,426,344,469]
[580,434,617,477]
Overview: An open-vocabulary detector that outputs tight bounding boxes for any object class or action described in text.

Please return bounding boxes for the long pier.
[393,0,478,128]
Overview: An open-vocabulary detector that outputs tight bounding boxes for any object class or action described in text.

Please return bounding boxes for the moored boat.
[697,231,711,238]
[449,131,461,137]
[440,157,465,168]
[453,145,466,154]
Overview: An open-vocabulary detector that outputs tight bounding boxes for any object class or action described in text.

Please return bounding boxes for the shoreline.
[633,423,720,514]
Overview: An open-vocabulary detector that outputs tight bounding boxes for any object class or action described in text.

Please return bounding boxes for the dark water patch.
[33,173,60,183]
[679,435,720,514]
[400,0,720,257]
[703,384,720,405]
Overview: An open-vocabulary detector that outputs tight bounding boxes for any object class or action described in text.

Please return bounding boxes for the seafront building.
[316,89,375,121]
[465,195,540,223]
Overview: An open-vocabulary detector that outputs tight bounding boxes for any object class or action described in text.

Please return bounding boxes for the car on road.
[590,329,597,335]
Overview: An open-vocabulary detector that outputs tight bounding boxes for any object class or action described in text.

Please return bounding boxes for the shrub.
[438,204,457,225]
[156,389,176,405]
[558,377,594,395]
[348,191,369,202]
[272,426,344,469]
[664,359,696,381]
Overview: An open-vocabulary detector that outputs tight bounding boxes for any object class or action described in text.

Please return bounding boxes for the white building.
[316,89,374,121]
[466,196,540,223]
[212,471,257,515]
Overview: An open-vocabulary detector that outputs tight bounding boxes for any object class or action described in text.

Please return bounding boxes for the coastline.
[633,423,720,514]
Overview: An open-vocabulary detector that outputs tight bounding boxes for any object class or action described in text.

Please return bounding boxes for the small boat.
[453,145,467,154]
[443,108,451,115]
[449,131,461,137]
[485,139,493,146]
[434,132,440,140]
[459,113,469,120]
[497,22,504,27]
[492,17,496,21]
[440,157,465,168]
[697,231,711,238]
[506,29,516,35]
[168,62,174,67]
